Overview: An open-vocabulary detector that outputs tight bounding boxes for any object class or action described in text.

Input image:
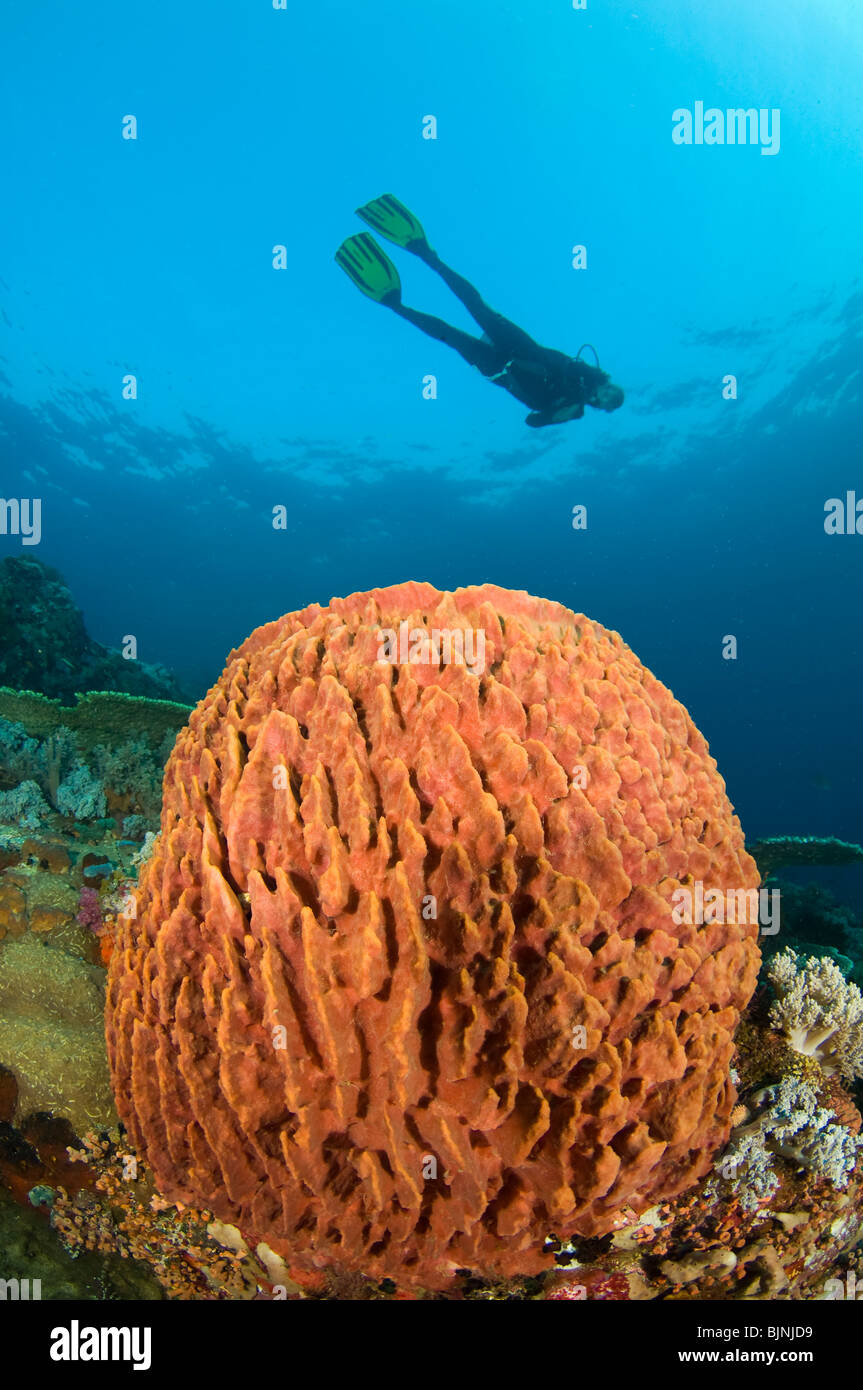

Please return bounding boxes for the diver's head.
[591,379,625,412]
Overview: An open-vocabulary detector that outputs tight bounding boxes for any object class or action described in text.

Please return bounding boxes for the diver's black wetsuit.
[390,246,610,426]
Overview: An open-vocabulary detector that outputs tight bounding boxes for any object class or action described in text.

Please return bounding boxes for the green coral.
[0,691,188,827]
[91,735,175,820]
[0,718,77,798]
[0,687,191,753]
[0,934,116,1134]
[748,835,863,876]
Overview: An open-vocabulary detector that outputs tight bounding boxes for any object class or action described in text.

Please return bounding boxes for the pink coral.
[76,886,103,934]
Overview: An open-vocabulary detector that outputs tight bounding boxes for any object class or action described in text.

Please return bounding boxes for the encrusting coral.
[106,582,761,1287]
[0,934,115,1134]
[767,948,863,1081]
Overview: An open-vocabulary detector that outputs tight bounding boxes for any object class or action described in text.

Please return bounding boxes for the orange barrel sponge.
[106,583,760,1286]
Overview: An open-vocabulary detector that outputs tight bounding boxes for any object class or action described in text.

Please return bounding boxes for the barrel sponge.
[105,583,760,1285]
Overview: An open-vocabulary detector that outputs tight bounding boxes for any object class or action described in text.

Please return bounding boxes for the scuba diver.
[335,194,624,427]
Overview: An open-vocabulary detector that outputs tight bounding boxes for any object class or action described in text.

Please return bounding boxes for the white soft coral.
[767,948,863,1080]
[711,1076,863,1209]
[755,1077,863,1189]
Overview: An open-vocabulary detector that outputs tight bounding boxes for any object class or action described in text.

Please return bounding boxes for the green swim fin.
[335,233,401,303]
[355,194,427,249]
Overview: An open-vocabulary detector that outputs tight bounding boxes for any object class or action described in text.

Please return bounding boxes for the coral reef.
[0,696,170,1135]
[0,574,856,1302]
[0,1183,164,1301]
[0,821,857,1300]
[713,1128,780,1212]
[760,880,863,992]
[0,779,52,830]
[0,688,188,758]
[0,718,76,798]
[0,820,139,946]
[0,934,115,1134]
[49,1132,266,1300]
[106,581,760,1287]
[767,948,863,1080]
[76,886,103,934]
[0,705,182,832]
[712,1076,863,1211]
[0,845,77,940]
[0,556,190,703]
[30,1108,863,1301]
[0,689,174,985]
[55,763,107,821]
[748,835,863,877]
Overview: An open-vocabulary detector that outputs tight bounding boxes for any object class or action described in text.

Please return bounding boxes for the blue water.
[1,1,861,899]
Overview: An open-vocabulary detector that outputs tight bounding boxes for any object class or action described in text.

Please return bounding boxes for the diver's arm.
[526,403,584,427]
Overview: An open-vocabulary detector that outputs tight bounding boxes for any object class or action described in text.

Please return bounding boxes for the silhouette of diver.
[336,195,624,428]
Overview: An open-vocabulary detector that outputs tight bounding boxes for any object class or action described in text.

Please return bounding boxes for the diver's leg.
[389,302,503,374]
[415,246,542,357]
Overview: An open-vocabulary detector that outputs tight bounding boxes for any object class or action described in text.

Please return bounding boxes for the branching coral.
[767,948,863,1080]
